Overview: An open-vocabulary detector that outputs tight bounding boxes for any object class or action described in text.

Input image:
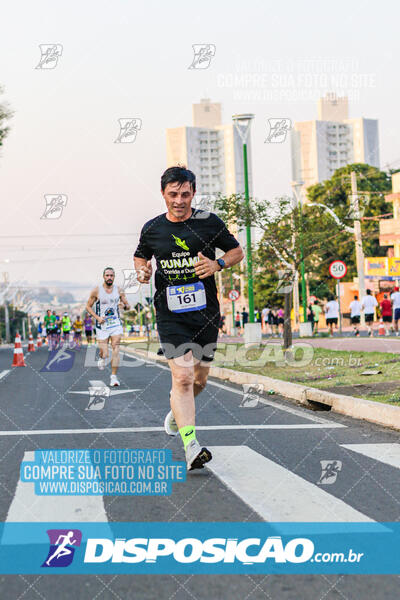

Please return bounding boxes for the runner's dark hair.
[103,267,115,276]
[161,166,196,193]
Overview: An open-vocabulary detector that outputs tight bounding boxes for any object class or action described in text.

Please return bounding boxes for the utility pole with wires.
[351,171,366,326]
[1,273,11,343]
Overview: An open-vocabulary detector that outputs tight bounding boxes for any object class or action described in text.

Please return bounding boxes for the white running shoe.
[164,410,178,436]
[110,374,120,387]
[98,358,105,370]
[185,439,212,471]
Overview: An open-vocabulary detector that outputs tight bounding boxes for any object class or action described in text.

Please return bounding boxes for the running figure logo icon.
[192,194,214,219]
[265,118,292,143]
[240,383,264,408]
[317,460,343,485]
[40,345,75,372]
[122,269,141,294]
[276,269,296,294]
[35,44,63,69]
[41,194,68,219]
[114,118,142,143]
[172,234,189,251]
[188,44,216,69]
[42,529,82,567]
[87,385,110,411]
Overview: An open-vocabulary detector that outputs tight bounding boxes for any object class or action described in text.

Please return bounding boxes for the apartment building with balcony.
[291,93,380,195]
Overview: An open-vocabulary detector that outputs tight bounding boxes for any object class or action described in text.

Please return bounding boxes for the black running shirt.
[134,209,239,325]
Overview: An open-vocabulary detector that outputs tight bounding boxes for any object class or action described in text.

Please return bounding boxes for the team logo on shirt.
[172,234,189,251]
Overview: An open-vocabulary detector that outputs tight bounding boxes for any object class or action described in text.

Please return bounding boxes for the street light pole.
[292,182,307,323]
[243,143,254,323]
[233,113,255,324]
[230,269,236,334]
[149,280,156,329]
[4,301,10,343]
[351,171,366,326]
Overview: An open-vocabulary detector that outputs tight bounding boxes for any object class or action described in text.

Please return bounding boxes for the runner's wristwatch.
[216,258,226,271]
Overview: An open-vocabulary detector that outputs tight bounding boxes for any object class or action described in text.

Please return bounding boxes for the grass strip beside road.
[217,344,400,407]
[124,339,400,406]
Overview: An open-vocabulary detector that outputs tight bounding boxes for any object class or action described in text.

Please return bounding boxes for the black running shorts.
[157,320,219,363]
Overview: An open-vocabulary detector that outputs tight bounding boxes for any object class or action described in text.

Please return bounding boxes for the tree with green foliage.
[305,163,392,287]
[214,163,392,346]
[215,192,337,346]
[0,86,12,149]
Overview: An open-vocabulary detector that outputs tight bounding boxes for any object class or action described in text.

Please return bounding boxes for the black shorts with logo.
[157,316,219,363]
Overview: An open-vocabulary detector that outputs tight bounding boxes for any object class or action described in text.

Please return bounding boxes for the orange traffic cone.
[12,333,26,367]
[37,334,42,347]
[28,332,35,352]
[378,319,386,336]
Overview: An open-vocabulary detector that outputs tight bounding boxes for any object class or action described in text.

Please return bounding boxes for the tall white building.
[166,98,253,198]
[291,93,380,194]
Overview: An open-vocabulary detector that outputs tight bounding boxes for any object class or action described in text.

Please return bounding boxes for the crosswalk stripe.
[341,443,400,469]
[208,446,374,522]
[0,370,10,382]
[6,452,108,523]
[0,423,345,437]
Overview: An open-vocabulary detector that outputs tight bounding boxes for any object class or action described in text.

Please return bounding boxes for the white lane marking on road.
[0,370,10,382]
[207,446,374,522]
[6,451,108,522]
[341,444,400,469]
[68,377,141,397]
[0,423,345,436]
[69,390,141,396]
[129,352,340,426]
[206,379,334,424]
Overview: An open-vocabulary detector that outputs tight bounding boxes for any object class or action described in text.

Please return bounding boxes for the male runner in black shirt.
[134,166,243,470]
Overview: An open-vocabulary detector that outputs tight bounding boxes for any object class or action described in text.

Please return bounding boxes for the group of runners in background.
[309,288,400,337]
[258,287,400,337]
[39,310,95,350]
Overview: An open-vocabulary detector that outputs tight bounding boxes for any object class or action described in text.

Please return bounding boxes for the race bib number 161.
[166,282,207,313]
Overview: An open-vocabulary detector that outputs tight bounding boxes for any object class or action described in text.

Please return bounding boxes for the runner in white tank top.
[95,284,122,335]
[86,267,130,386]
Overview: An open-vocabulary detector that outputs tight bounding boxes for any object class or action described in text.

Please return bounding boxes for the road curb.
[126,346,400,432]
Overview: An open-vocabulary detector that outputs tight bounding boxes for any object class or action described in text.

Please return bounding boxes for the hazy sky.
[1,0,399,289]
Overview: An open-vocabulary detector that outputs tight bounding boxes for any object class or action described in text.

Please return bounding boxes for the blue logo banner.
[0,522,399,574]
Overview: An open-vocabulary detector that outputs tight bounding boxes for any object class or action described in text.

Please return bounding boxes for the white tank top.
[95,284,121,330]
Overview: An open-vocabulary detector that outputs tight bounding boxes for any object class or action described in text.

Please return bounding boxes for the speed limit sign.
[228,289,240,301]
[329,260,347,279]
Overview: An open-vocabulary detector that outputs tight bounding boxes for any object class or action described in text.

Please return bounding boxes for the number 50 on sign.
[329,260,347,279]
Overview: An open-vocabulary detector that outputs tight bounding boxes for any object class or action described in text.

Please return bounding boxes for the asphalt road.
[0,343,398,599]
